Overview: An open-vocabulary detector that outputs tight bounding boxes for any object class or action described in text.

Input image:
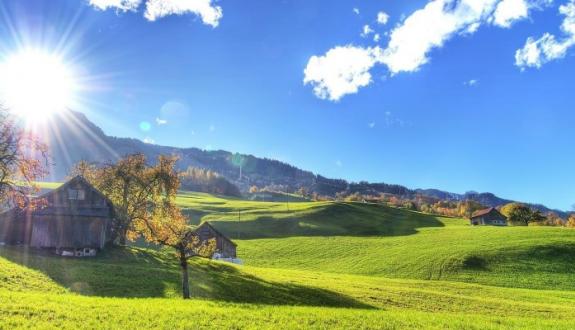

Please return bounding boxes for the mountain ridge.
[40,110,568,216]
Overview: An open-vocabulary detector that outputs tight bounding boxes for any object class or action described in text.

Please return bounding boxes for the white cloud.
[374,33,381,42]
[303,45,383,101]
[143,137,155,144]
[464,79,479,86]
[382,0,495,74]
[305,0,546,100]
[89,0,142,11]
[491,0,529,27]
[88,0,222,26]
[144,0,223,27]
[515,0,575,69]
[377,11,390,25]
[383,111,411,128]
[155,117,168,125]
[353,8,360,15]
[381,0,544,75]
[361,25,374,38]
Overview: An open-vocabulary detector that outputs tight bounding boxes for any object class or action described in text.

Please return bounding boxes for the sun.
[0,49,76,121]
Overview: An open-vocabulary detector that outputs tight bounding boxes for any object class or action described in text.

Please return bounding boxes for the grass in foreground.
[1,246,575,320]
[3,290,575,330]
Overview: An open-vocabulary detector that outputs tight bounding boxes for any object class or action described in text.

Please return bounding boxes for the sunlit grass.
[5,186,574,328]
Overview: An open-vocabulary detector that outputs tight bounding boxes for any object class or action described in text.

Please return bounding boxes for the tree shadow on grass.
[205,202,446,239]
[0,246,373,309]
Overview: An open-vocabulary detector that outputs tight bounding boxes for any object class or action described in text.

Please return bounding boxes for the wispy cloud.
[464,79,479,87]
[209,124,216,132]
[384,111,411,128]
[155,117,168,125]
[377,11,389,25]
[144,0,223,26]
[335,160,343,167]
[353,8,360,15]
[368,122,376,128]
[89,0,141,11]
[88,0,223,27]
[516,0,575,69]
[361,25,374,38]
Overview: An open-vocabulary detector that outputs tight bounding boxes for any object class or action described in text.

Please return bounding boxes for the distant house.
[0,176,115,256]
[193,222,237,258]
[470,207,507,226]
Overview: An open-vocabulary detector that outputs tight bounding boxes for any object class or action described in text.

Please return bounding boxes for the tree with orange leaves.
[0,105,48,208]
[73,154,215,298]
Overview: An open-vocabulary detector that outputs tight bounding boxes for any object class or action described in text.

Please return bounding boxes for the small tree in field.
[136,156,216,299]
[136,207,215,299]
[0,105,48,207]
[72,155,216,298]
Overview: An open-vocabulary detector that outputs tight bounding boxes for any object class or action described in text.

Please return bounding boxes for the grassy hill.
[1,189,575,328]
[177,192,575,290]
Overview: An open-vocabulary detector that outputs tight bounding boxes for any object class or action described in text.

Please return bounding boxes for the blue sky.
[1,0,574,210]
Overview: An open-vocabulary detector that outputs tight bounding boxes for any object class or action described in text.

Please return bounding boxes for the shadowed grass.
[6,186,575,328]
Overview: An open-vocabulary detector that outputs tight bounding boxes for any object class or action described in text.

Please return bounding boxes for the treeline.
[291,189,575,226]
[499,203,575,227]
[180,167,241,197]
[335,192,488,218]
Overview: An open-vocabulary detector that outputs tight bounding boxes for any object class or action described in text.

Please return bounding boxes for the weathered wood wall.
[195,223,237,258]
[0,176,114,250]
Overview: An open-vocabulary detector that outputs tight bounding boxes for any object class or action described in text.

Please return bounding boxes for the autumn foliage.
[0,105,48,209]
[71,154,215,298]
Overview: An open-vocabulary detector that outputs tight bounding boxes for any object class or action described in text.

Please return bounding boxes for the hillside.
[177,192,575,291]
[1,192,575,328]
[39,110,566,215]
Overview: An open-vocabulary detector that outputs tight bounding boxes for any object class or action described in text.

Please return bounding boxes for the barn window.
[68,189,86,200]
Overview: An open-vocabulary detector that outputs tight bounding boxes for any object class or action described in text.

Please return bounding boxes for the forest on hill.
[42,110,568,217]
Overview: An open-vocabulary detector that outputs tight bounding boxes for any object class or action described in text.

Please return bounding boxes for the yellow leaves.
[0,106,48,207]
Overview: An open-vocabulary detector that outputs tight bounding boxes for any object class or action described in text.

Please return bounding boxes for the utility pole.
[286,187,290,212]
[237,210,241,240]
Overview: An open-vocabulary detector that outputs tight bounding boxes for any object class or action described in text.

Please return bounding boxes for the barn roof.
[194,221,237,246]
[39,175,110,203]
[471,207,505,219]
[2,176,115,218]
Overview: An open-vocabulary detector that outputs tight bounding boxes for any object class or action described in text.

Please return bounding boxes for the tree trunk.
[119,233,127,246]
[180,251,190,299]
[116,225,127,246]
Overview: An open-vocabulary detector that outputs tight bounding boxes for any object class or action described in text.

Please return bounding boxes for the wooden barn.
[193,222,237,258]
[470,207,508,226]
[0,176,115,256]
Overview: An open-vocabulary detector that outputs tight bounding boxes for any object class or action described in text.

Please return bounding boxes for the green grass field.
[1,188,574,328]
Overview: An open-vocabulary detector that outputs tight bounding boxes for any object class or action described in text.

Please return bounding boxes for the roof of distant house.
[471,207,503,219]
